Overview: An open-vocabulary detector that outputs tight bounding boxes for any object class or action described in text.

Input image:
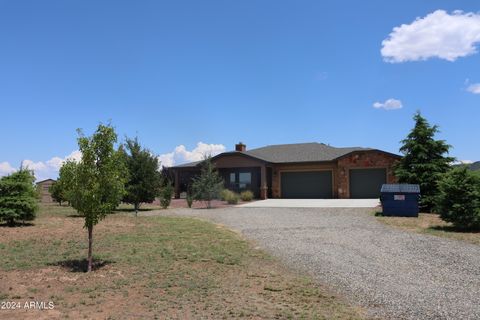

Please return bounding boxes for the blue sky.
[1,1,479,180]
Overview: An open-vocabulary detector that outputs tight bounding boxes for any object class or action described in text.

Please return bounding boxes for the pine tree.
[0,169,38,226]
[395,112,454,212]
[191,156,224,209]
[437,167,480,230]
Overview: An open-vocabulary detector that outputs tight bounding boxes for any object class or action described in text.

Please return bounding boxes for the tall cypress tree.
[395,112,454,212]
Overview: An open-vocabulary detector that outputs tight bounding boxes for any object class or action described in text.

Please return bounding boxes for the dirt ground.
[0,204,365,320]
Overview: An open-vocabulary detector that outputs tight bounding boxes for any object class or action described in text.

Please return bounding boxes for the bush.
[225,191,239,205]
[160,184,174,209]
[436,167,480,230]
[220,189,235,201]
[240,190,254,201]
[0,169,38,226]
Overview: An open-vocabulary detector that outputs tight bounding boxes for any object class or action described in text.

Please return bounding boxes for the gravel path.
[163,207,480,320]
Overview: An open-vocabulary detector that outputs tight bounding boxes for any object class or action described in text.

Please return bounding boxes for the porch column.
[174,170,180,199]
[260,165,268,199]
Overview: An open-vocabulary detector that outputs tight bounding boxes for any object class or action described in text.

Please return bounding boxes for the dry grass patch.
[375,212,480,245]
[0,204,366,319]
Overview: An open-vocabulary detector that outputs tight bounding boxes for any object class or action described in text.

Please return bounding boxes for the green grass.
[0,204,366,319]
[375,212,480,245]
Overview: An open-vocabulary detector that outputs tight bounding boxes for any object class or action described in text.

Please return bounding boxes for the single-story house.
[171,142,400,199]
[36,178,56,203]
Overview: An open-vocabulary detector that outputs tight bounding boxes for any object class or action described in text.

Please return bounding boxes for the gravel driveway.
[166,207,480,320]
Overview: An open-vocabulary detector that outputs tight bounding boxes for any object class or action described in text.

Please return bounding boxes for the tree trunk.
[134,202,139,216]
[87,225,93,272]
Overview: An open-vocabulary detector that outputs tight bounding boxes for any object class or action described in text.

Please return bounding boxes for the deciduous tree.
[49,181,66,206]
[69,124,126,272]
[120,137,162,215]
[55,160,79,207]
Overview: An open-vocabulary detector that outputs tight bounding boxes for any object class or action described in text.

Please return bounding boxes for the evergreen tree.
[191,156,224,209]
[0,169,38,226]
[437,167,480,230]
[395,112,454,211]
[120,137,162,215]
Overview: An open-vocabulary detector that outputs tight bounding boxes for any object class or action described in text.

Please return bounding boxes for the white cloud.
[21,150,82,181]
[158,142,226,167]
[466,83,480,94]
[0,162,16,177]
[373,98,403,110]
[452,159,474,165]
[381,10,480,63]
[0,150,82,181]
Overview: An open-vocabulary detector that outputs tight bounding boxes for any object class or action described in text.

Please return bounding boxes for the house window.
[230,173,236,184]
[239,172,251,189]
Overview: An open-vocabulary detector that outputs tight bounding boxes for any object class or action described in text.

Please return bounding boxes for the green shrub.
[220,189,234,201]
[240,190,254,202]
[160,184,174,209]
[225,192,239,205]
[436,167,480,230]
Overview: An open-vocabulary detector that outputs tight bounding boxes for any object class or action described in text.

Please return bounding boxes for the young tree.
[0,169,38,226]
[49,181,66,206]
[160,183,174,209]
[120,137,162,215]
[55,160,79,207]
[191,156,224,209]
[395,112,454,212]
[436,167,480,230]
[69,124,126,272]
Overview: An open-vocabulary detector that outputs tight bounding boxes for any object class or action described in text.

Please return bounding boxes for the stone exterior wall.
[271,162,337,198]
[337,151,399,198]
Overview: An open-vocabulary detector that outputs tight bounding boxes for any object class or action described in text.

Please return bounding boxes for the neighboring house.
[171,142,401,199]
[36,179,56,203]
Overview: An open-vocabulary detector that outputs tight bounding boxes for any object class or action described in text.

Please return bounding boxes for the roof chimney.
[235,142,246,152]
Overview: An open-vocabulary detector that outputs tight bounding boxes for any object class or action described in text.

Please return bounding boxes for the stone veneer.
[337,151,398,198]
[270,151,399,199]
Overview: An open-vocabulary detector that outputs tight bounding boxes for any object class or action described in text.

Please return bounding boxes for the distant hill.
[470,161,480,171]
[452,161,480,171]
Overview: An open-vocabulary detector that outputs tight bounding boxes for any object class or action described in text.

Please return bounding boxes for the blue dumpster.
[380,184,420,217]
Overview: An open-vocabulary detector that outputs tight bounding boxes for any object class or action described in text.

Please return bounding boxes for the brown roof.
[171,142,400,168]
[244,142,373,163]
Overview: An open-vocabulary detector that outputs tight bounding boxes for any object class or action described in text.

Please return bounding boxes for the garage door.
[281,171,332,199]
[349,168,386,199]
